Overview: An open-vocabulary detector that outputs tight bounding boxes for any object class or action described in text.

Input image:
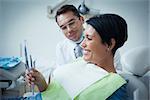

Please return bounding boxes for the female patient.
[26,13,128,100]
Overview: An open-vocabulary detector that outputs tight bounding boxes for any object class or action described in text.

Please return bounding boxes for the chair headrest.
[121,46,150,76]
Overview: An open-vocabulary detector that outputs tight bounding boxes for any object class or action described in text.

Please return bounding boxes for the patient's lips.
[83,50,90,55]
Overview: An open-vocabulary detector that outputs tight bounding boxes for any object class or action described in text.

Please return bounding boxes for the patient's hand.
[25,68,48,92]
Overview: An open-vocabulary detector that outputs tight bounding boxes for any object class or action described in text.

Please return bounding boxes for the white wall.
[0,0,65,62]
[0,0,149,65]
[149,0,150,44]
[0,0,2,39]
[87,0,149,54]
[148,1,150,65]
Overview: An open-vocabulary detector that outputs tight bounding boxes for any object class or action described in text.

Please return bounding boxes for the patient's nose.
[81,39,86,48]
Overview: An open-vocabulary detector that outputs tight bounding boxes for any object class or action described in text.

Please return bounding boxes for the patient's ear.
[109,38,116,50]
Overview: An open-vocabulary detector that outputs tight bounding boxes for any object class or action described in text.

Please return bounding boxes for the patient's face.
[81,25,109,65]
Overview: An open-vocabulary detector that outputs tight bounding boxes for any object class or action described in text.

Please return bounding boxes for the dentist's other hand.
[25,68,48,92]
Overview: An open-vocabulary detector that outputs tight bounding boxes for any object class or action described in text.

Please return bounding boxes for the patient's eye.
[85,34,92,40]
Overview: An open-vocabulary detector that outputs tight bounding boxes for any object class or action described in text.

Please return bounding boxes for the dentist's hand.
[25,68,48,92]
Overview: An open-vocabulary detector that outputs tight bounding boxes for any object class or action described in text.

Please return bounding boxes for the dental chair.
[121,46,149,100]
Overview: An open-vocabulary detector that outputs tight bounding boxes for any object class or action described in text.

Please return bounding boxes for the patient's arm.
[25,68,48,92]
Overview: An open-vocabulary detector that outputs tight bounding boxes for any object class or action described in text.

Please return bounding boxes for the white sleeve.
[55,42,66,67]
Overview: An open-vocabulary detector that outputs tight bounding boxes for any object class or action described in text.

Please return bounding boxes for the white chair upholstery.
[121,46,150,100]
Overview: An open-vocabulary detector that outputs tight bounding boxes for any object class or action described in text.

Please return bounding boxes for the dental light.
[78,0,100,16]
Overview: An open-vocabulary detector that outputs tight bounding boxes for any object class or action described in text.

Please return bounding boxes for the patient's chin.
[83,56,91,62]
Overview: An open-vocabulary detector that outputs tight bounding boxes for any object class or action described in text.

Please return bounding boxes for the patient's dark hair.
[55,5,81,23]
[86,14,128,55]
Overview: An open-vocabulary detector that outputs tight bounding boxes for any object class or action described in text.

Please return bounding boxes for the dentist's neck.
[74,33,84,44]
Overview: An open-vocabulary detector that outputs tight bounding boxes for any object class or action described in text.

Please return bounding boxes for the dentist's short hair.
[55,5,81,23]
